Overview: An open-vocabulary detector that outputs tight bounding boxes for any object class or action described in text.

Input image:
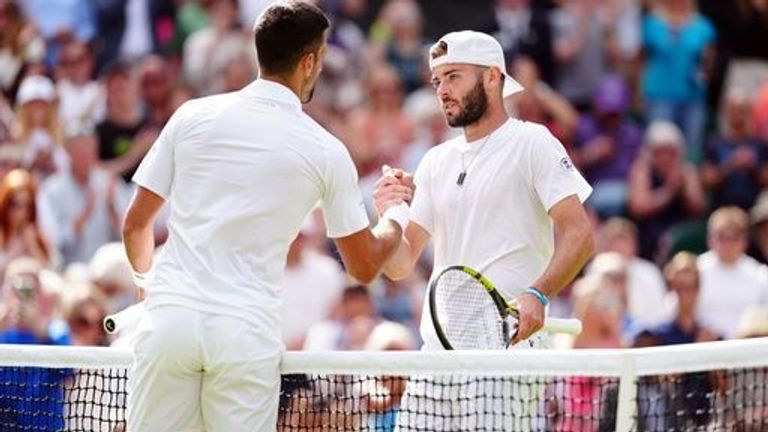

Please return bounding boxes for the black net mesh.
[0,365,764,431]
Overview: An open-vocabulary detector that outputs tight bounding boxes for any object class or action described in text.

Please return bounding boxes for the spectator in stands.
[597,218,673,329]
[573,75,643,218]
[628,121,706,260]
[750,190,768,264]
[697,206,768,339]
[0,0,45,99]
[55,41,105,131]
[65,288,108,346]
[303,285,378,351]
[551,0,612,111]
[96,61,158,183]
[88,242,136,314]
[380,0,425,94]
[700,0,768,104]
[650,252,721,344]
[549,274,623,431]
[137,55,175,127]
[0,169,51,272]
[93,0,175,69]
[0,257,67,345]
[511,56,579,147]
[636,252,718,431]
[363,321,415,431]
[701,89,768,211]
[281,216,347,350]
[37,131,130,265]
[347,63,414,177]
[12,75,68,180]
[490,0,555,85]
[19,0,96,67]
[641,0,716,162]
[221,56,256,93]
[0,257,69,430]
[183,0,254,96]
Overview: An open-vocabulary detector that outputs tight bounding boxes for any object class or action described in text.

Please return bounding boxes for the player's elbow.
[345,260,379,285]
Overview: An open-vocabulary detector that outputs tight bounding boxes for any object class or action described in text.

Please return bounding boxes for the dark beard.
[447,78,488,127]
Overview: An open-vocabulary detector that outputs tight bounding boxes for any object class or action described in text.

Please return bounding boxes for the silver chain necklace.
[457,132,493,186]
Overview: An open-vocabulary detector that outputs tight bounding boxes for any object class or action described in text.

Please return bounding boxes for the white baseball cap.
[15,75,56,106]
[428,30,524,98]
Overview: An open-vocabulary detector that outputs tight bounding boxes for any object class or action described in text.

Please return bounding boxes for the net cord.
[0,338,766,376]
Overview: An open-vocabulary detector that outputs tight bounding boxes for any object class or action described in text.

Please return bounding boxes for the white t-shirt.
[627,258,675,328]
[132,79,369,345]
[696,251,768,339]
[409,118,592,349]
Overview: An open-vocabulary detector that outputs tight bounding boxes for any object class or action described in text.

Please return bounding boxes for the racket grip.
[541,318,582,335]
[103,301,145,334]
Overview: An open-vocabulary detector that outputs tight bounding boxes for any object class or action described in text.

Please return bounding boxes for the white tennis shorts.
[127,305,282,432]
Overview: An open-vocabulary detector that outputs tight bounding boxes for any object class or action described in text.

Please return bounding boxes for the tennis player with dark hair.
[122,2,411,430]
[374,30,595,431]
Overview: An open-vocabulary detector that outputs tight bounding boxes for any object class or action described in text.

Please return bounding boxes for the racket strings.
[434,270,508,349]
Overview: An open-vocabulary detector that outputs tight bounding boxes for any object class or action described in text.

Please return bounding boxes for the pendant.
[457,172,466,186]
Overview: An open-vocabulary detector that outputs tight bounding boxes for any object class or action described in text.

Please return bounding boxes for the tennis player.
[375,31,595,430]
[121,2,411,431]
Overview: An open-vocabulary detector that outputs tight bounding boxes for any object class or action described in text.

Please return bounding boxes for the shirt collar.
[243,79,302,110]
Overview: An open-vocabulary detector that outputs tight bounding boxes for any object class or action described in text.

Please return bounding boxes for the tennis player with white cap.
[375,31,595,429]
[121,2,410,431]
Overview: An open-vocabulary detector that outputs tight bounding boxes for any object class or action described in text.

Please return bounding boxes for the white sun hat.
[428,30,524,98]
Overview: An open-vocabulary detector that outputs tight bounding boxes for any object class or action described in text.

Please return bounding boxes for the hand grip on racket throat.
[103,302,145,334]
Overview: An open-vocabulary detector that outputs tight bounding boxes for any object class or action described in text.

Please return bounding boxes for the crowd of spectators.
[0,0,766,359]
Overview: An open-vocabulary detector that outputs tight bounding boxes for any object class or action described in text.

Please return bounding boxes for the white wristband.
[381,202,410,232]
[132,263,153,288]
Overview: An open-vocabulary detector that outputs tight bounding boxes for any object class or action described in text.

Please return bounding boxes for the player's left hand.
[508,292,545,346]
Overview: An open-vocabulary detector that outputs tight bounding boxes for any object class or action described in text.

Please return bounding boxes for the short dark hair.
[253,1,330,75]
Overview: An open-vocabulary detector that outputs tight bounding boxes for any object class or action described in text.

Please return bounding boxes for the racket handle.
[103,301,145,334]
[541,318,582,335]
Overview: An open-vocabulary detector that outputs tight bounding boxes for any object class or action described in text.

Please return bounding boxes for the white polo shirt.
[410,118,592,349]
[132,79,369,343]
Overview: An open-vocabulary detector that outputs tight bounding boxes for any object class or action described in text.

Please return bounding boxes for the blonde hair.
[708,206,750,234]
[663,251,699,284]
[11,100,64,147]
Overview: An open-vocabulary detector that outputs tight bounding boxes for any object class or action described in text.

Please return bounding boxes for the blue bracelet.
[525,286,549,307]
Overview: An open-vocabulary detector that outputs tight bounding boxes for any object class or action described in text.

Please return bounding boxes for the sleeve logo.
[559,156,574,171]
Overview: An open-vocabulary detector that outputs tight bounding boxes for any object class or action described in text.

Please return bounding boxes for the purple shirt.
[575,114,643,183]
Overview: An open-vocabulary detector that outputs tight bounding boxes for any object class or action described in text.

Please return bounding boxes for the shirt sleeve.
[132,106,184,199]
[409,149,434,234]
[321,144,370,238]
[530,126,593,211]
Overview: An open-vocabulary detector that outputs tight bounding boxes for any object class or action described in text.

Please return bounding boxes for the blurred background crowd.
[0,0,767,357]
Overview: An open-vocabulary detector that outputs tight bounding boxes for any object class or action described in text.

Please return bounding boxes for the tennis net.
[0,339,765,431]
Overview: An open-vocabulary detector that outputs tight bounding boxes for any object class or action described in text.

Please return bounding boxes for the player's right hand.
[373,166,414,215]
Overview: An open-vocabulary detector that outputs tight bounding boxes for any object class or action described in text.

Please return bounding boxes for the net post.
[614,351,637,432]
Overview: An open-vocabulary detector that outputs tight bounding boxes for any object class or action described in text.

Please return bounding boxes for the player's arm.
[383,223,430,280]
[334,219,404,285]
[123,187,165,279]
[511,195,594,344]
[371,167,431,280]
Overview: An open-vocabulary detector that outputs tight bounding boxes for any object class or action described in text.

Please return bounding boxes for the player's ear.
[302,52,316,78]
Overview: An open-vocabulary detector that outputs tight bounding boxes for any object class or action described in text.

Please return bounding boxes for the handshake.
[373,165,415,232]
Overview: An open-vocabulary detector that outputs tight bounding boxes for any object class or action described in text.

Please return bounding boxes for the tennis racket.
[103,301,145,334]
[429,265,582,350]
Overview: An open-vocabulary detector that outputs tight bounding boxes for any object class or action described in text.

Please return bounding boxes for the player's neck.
[259,73,302,101]
[462,107,508,143]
